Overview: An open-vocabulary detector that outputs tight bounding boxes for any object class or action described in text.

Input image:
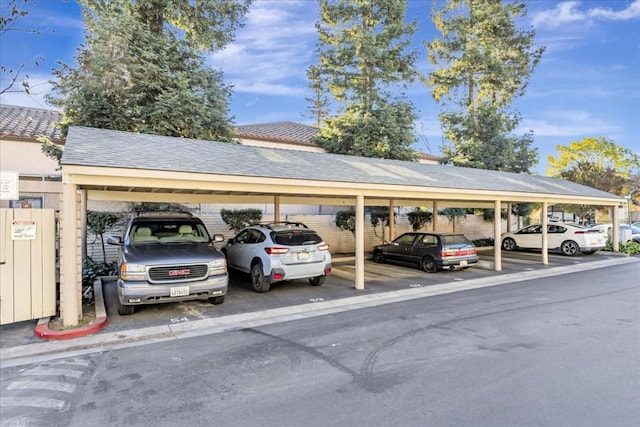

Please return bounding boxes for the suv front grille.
[148,264,208,283]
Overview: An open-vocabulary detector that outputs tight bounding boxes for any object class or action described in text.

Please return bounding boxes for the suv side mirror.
[211,234,225,243]
[107,236,122,246]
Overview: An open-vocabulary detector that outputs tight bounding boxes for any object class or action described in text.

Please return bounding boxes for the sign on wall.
[0,171,19,200]
[11,220,37,240]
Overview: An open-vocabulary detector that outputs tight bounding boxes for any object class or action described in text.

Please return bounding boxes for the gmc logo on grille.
[168,269,190,276]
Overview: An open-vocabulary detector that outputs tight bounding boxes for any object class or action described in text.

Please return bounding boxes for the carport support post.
[62,182,80,326]
[507,203,513,232]
[432,201,438,232]
[541,201,549,265]
[494,199,502,271]
[388,199,395,241]
[355,195,365,290]
[612,204,620,252]
[274,196,280,222]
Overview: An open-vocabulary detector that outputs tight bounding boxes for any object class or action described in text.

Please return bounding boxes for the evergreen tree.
[305,64,331,128]
[425,0,544,172]
[310,0,419,160]
[47,0,251,141]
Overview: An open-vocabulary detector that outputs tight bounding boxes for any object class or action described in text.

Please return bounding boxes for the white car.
[501,222,606,256]
[223,222,332,293]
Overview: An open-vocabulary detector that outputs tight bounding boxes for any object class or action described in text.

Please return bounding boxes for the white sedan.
[501,222,606,256]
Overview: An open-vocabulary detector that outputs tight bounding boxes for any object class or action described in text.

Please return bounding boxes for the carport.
[59,126,625,325]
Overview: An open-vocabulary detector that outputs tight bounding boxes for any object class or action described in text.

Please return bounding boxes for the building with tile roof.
[0,105,64,208]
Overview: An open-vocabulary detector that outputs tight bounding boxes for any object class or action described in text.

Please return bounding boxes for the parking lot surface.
[0,249,633,352]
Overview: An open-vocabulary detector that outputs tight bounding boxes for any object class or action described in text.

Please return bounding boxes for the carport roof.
[62,126,621,205]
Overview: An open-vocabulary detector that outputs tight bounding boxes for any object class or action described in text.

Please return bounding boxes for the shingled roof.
[62,126,621,203]
[0,104,63,142]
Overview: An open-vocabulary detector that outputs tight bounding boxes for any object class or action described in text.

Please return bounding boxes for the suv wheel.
[251,262,270,293]
[209,295,225,305]
[116,298,135,316]
[308,276,325,286]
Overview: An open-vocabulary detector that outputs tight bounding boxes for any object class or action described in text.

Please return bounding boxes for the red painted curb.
[34,316,109,340]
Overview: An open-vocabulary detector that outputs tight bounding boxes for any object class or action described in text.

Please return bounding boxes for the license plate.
[170,286,190,297]
[459,260,468,267]
[297,252,310,260]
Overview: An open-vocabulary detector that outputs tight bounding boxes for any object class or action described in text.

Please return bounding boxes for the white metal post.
[541,201,549,265]
[494,199,502,271]
[355,195,365,290]
[62,182,79,326]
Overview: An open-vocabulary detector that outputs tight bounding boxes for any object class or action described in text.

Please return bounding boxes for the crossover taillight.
[318,243,329,251]
[265,247,289,255]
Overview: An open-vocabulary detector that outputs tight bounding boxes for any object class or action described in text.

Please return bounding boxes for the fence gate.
[0,208,56,325]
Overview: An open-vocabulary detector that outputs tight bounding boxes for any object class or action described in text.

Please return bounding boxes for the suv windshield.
[129,220,210,244]
[271,230,323,246]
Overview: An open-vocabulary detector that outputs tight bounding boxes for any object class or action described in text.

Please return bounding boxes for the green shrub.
[335,210,356,236]
[407,210,433,231]
[82,257,118,288]
[220,208,262,233]
[604,240,640,255]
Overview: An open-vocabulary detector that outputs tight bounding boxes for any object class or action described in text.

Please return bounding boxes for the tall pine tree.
[425,0,544,173]
[48,0,251,141]
[310,0,419,160]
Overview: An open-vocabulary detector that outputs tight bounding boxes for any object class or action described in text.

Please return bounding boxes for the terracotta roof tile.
[0,104,63,142]
[236,121,319,145]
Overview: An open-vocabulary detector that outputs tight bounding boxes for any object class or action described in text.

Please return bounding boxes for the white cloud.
[532,0,640,28]
[210,0,319,98]
[518,110,620,137]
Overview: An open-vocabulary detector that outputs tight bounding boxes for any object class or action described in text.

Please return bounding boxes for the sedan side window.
[415,235,436,247]
[548,225,566,233]
[394,234,417,245]
[519,225,542,234]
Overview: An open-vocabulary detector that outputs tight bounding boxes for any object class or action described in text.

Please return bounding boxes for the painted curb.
[34,279,109,340]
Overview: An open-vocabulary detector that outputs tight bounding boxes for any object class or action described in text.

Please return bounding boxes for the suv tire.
[209,295,225,305]
[116,298,135,316]
[251,261,271,293]
[308,276,325,286]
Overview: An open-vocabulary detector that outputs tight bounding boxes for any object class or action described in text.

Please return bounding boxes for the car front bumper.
[117,274,228,306]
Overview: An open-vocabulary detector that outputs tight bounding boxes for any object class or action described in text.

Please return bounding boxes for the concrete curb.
[33,279,109,340]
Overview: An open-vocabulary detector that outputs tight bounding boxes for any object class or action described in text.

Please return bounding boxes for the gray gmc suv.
[107,212,228,315]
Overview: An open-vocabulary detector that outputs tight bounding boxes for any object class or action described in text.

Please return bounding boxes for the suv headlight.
[121,263,146,281]
[208,258,227,275]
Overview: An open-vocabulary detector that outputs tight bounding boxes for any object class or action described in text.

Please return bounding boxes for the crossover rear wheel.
[309,276,326,286]
[251,261,270,293]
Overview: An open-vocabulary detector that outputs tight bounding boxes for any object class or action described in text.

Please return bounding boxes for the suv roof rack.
[252,221,309,230]
[134,211,194,217]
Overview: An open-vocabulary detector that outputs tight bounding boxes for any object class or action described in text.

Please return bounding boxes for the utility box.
[0,208,57,325]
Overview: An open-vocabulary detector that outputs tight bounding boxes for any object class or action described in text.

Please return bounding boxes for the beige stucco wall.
[0,138,61,175]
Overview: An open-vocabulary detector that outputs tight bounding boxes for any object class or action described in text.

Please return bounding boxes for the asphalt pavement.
[1,250,638,367]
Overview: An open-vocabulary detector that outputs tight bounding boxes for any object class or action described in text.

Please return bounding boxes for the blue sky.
[1,0,638,175]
